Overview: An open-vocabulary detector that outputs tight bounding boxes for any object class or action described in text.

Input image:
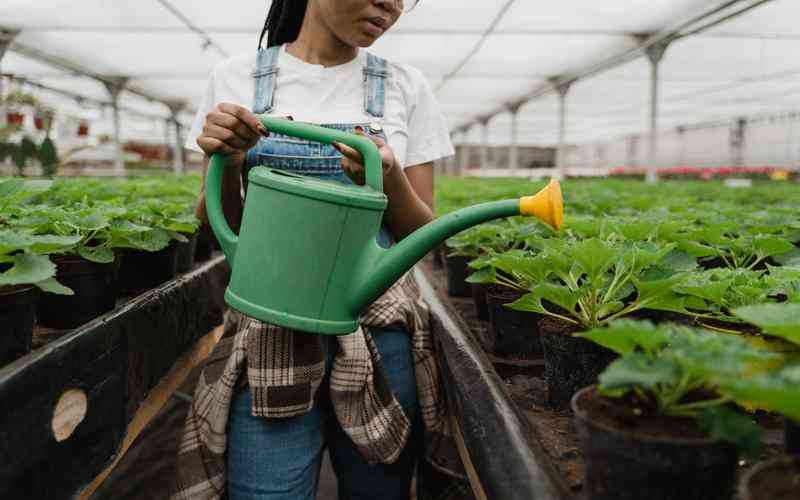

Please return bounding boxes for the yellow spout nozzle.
[519,179,563,230]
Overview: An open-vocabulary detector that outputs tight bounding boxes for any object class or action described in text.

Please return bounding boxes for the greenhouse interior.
[1,1,799,499]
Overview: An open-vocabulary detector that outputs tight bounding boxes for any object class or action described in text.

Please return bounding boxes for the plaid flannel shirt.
[171,272,462,499]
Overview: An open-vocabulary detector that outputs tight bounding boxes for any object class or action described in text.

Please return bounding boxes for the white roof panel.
[1,0,798,149]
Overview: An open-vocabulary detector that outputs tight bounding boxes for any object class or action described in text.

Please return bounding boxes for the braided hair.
[259,0,309,48]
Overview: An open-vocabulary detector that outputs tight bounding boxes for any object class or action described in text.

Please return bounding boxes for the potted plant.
[508,238,699,407]
[574,320,775,500]
[0,229,76,365]
[468,248,550,357]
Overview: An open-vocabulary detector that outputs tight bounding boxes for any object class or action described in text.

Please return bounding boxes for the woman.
[173,1,456,499]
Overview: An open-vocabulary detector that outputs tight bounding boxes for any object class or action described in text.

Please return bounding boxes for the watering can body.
[206,116,563,335]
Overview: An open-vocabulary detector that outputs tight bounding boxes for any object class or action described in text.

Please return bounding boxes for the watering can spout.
[352,179,563,310]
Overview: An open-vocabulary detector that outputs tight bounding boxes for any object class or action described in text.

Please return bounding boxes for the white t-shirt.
[186,44,454,169]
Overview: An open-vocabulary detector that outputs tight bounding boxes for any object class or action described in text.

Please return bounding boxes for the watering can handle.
[259,116,383,192]
[205,116,384,266]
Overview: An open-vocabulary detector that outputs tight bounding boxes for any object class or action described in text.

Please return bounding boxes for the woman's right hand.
[196,103,268,166]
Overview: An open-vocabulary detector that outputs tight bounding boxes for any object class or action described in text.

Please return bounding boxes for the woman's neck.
[286,6,358,67]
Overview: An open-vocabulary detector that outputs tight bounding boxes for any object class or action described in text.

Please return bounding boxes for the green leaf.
[578,320,673,355]
[507,292,549,315]
[697,406,762,458]
[753,236,794,258]
[598,353,680,391]
[732,303,800,345]
[720,366,800,421]
[0,253,56,286]
[465,267,496,284]
[0,230,34,254]
[36,277,74,295]
[677,240,718,258]
[77,245,115,264]
[531,282,580,314]
[28,234,82,254]
[572,238,618,280]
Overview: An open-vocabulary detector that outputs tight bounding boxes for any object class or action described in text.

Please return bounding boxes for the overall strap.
[252,46,281,114]
[363,53,390,118]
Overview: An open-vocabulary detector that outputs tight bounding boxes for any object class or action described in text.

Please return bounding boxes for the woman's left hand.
[333,127,399,186]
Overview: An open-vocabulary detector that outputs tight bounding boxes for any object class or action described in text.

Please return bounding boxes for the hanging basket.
[6,112,24,126]
[34,111,54,131]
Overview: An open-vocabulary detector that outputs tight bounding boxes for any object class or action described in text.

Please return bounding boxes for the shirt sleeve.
[184,68,217,154]
[404,68,454,168]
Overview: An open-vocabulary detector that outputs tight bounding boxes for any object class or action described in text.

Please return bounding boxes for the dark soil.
[539,316,582,337]
[574,387,709,441]
[743,457,800,500]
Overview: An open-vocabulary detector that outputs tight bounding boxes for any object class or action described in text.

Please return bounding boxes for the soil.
[744,457,800,500]
[630,308,694,326]
[574,386,710,441]
[539,316,582,337]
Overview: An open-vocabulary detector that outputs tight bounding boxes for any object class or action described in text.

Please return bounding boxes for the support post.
[0,30,20,129]
[644,40,670,184]
[730,118,747,167]
[550,79,573,181]
[102,78,128,177]
[479,118,490,171]
[166,101,186,175]
[677,125,687,166]
[508,103,522,175]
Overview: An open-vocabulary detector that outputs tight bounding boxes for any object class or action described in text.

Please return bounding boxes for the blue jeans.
[226,327,419,500]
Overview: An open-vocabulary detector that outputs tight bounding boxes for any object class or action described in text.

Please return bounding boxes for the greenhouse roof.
[2,0,798,146]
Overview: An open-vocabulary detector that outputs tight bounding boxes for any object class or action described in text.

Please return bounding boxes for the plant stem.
[670,396,732,413]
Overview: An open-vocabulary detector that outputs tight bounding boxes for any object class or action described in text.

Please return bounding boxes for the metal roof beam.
[2,28,189,113]
[453,0,777,131]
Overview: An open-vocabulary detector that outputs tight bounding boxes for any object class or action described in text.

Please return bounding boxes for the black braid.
[259,0,309,49]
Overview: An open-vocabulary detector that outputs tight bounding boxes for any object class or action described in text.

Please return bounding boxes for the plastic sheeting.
[2,0,799,147]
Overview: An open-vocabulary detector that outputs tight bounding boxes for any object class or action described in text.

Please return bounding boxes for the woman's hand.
[196,103,268,166]
[333,127,399,186]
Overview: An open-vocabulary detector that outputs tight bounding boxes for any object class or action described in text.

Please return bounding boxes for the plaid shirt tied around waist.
[171,272,463,499]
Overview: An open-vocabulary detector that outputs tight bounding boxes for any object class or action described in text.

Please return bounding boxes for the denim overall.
[226,46,419,500]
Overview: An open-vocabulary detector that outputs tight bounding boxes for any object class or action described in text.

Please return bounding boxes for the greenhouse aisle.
[91,363,340,500]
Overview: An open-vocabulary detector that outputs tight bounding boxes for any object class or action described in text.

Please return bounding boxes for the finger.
[216,103,267,137]
[202,123,252,150]
[333,142,364,165]
[207,111,264,144]
[197,136,241,156]
[340,156,365,183]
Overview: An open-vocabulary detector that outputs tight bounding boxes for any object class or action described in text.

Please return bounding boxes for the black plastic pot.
[445,253,471,298]
[194,226,214,263]
[471,282,489,321]
[787,418,800,455]
[540,317,616,409]
[486,286,541,358]
[0,285,37,366]
[738,456,800,500]
[118,242,178,296]
[573,386,739,500]
[175,231,199,273]
[36,254,120,330]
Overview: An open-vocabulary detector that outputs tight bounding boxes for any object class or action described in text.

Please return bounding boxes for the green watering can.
[206,116,563,335]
